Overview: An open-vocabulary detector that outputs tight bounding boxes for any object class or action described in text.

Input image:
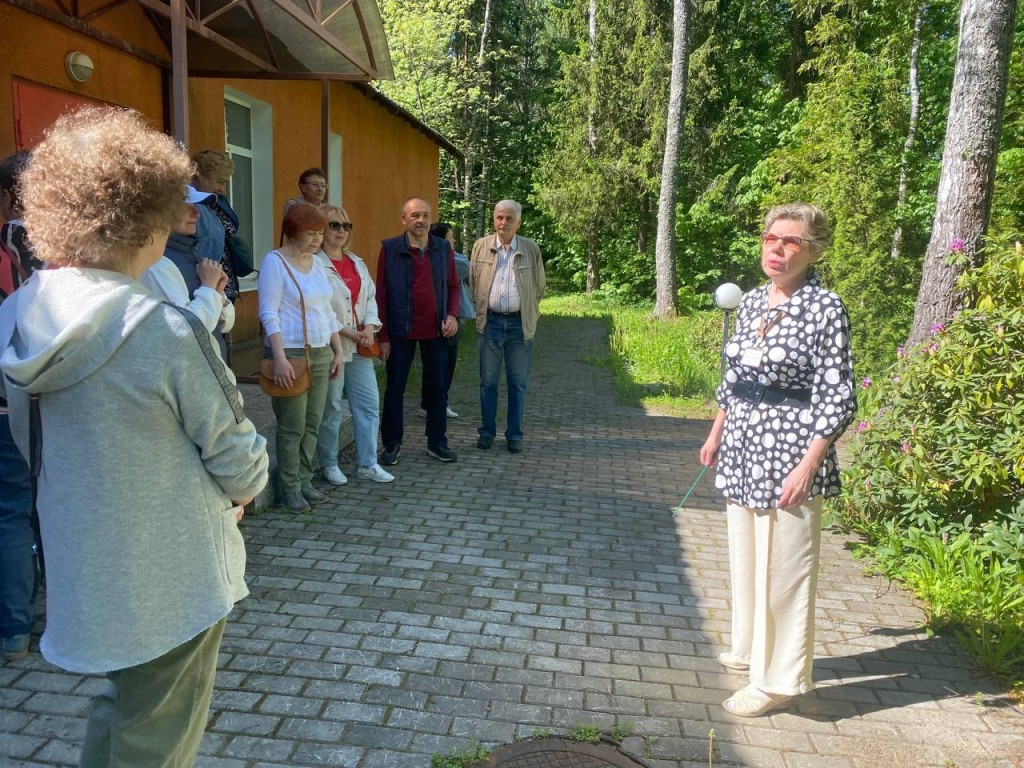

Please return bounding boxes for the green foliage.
[567,723,601,743]
[609,722,636,742]
[541,294,721,417]
[836,240,1024,683]
[430,741,489,768]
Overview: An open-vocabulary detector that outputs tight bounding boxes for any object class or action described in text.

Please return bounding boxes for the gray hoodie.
[0,268,268,674]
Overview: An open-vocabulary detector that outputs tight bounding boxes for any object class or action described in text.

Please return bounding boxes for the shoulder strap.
[163,302,247,424]
[28,393,45,581]
[276,253,312,362]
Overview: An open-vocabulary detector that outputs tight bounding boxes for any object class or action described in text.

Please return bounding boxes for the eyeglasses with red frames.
[760,232,816,251]
[328,221,353,232]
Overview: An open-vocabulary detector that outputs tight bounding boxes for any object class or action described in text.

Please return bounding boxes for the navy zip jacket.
[376,234,459,342]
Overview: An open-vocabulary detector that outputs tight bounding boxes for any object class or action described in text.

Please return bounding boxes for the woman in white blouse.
[258,203,343,512]
[314,205,393,485]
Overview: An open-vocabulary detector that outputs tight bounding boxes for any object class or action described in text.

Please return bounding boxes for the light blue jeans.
[316,354,381,470]
[478,313,534,441]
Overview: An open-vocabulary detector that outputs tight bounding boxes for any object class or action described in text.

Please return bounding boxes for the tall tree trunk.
[906,0,1016,347]
[463,0,494,246]
[586,226,600,293]
[583,0,599,293]
[891,2,925,261]
[787,6,801,101]
[653,0,690,319]
[588,0,597,152]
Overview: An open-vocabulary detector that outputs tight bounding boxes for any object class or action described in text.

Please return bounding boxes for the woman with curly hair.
[0,107,268,766]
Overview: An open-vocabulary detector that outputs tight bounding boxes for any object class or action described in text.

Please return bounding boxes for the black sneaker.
[507,439,523,454]
[380,445,402,466]
[426,445,458,462]
[476,436,494,450]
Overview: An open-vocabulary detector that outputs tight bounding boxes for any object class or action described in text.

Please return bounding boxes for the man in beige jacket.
[469,200,546,453]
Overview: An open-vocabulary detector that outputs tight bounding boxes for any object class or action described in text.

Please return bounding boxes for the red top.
[376,238,459,342]
[331,255,361,321]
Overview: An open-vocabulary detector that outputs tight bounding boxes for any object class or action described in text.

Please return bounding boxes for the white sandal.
[723,684,793,717]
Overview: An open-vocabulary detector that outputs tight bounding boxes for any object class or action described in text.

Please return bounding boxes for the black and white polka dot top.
[714,275,857,509]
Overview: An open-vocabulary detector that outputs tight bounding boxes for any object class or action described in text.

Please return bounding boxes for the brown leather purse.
[259,253,313,397]
[354,305,381,359]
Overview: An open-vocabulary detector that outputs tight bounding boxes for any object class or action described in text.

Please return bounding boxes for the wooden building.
[0,0,458,373]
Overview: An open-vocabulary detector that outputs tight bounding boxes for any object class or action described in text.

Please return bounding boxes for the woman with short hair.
[0,107,268,766]
[700,202,856,717]
[258,203,344,511]
[191,149,243,303]
[315,204,394,484]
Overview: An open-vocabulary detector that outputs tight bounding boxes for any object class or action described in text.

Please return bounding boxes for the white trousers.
[726,496,823,696]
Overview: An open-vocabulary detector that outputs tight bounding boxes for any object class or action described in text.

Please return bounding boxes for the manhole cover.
[484,738,649,768]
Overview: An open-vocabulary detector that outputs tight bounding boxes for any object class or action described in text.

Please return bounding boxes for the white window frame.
[329,132,343,207]
[224,87,273,291]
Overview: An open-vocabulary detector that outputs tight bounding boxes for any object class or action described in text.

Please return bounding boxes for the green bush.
[835,239,1024,683]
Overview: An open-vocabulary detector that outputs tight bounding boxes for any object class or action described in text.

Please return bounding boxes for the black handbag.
[226,233,255,278]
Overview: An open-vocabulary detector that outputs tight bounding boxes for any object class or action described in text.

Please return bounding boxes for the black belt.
[733,380,811,408]
[489,311,520,318]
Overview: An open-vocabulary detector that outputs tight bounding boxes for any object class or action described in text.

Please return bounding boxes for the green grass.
[542,293,721,418]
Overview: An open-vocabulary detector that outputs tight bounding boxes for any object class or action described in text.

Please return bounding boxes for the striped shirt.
[487,235,521,314]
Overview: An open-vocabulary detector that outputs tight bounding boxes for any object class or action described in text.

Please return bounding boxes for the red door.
[13,79,108,150]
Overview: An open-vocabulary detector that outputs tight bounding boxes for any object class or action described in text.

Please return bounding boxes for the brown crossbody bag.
[259,253,313,397]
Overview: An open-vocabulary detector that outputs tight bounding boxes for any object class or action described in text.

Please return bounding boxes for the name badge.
[740,347,764,369]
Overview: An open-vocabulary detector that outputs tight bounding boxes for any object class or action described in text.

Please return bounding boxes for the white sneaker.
[418,408,427,418]
[356,464,395,483]
[446,406,459,418]
[322,466,348,486]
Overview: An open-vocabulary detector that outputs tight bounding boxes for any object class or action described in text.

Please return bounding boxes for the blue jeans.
[316,355,381,470]
[478,314,533,441]
[0,413,35,638]
[381,337,448,451]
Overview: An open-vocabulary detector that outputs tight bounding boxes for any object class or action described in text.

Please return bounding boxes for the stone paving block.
[33,739,86,764]
[210,690,263,712]
[277,717,345,742]
[222,736,297,762]
[211,712,280,737]
[20,693,90,717]
[322,701,387,724]
[257,694,326,718]
[1,732,46,759]
[385,707,452,734]
[18,714,87,741]
[288,742,363,767]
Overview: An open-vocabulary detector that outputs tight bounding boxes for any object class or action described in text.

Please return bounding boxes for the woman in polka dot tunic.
[700,203,856,717]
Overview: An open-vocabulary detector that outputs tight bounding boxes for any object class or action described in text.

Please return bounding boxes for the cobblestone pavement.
[3,314,1023,768]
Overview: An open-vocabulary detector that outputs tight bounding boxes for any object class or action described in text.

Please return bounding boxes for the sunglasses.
[328,221,353,232]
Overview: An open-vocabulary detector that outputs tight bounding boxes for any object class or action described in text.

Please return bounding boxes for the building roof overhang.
[136,0,394,80]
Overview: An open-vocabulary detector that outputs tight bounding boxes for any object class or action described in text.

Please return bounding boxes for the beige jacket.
[469,234,546,340]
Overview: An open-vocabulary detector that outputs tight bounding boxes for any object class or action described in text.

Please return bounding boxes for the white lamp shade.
[713,282,743,311]
[65,51,94,83]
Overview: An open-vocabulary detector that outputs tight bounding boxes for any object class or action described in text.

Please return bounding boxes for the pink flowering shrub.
[835,239,1024,681]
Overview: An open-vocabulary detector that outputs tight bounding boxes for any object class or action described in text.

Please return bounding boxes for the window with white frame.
[224,89,273,284]
[329,132,342,206]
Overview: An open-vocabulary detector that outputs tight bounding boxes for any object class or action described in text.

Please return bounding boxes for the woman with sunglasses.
[315,205,394,484]
[699,203,856,717]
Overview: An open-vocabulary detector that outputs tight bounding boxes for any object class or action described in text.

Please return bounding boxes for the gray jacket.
[0,268,268,673]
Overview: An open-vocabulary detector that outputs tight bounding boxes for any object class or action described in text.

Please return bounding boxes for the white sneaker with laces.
[446,406,459,418]
[322,466,348,486]
[357,464,395,483]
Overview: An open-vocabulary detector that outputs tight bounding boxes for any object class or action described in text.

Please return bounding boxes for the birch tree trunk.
[652,0,690,319]
[891,2,925,261]
[585,0,600,292]
[906,0,1016,347]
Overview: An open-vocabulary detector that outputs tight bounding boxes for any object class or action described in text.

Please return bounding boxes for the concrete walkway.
[2,313,1022,768]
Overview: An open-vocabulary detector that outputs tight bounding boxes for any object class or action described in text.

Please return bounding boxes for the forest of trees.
[375,0,1024,379]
